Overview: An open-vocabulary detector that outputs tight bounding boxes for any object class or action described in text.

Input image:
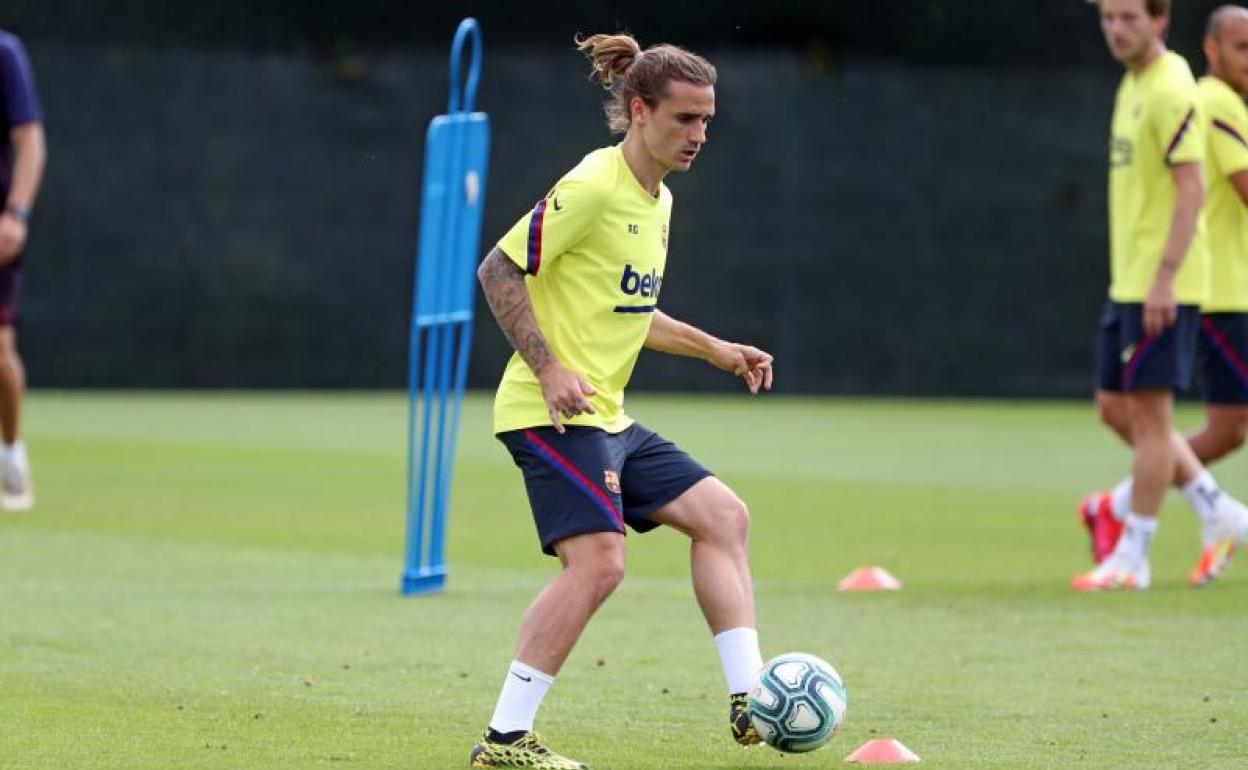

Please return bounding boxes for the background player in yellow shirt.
[469,33,774,769]
[1076,0,1210,593]
[1072,0,1221,591]
[1079,3,1248,588]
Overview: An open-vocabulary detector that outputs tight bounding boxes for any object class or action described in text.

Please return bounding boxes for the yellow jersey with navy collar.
[1108,50,1209,305]
[1198,75,1248,312]
[493,145,672,434]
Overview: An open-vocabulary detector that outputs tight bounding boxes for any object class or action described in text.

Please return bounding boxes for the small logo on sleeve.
[1110,137,1132,168]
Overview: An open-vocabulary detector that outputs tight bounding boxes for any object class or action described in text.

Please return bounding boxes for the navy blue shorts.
[498,423,713,556]
[1198,313,1248,405]
[1095,300,1199,392]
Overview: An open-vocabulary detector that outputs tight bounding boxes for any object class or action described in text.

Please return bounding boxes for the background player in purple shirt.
[0,30,45,512]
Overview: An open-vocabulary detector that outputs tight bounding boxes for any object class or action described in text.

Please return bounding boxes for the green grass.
[2,392,1246,769]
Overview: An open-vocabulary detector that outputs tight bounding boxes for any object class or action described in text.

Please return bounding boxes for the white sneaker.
[1,455,33,511]
[1071,553,1151,591]
[1205,495,1248,547]
[1189,496,1248,587]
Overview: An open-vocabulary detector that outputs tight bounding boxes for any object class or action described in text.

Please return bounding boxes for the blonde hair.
[575,33,717,134]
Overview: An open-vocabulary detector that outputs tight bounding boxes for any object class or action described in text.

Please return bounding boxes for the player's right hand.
[537,362,596,433]
[0,214,27,263]
[1143,276,1177,336]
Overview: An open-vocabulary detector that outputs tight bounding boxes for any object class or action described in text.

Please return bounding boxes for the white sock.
[3,440,26,468]
[1113,512,1158,569]
[1180,470,1222,530]
[488,660,554,734]
[1109,477,1133,522]
[714,627,763,694]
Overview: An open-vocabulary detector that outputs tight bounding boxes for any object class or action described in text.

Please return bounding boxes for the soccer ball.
[747,652,847,753]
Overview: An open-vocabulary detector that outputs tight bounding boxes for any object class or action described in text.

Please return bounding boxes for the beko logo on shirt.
[620,264,663,298]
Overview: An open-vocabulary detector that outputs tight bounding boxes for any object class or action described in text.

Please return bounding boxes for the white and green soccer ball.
[747,652,848,753]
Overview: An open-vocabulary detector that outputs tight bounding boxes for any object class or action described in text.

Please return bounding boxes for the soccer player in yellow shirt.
[1187,6,1248,583]
[1077,2,1248,589]
[469,34,774,769]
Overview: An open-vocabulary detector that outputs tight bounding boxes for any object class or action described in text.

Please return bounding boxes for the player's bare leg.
[1125,389,1173,538]
[1079,391,1133,561]
[1182,407,1248,586]
[1096,390,1133,445]
[652,478,754,631]
[514,532,626,674]
[0,326,31,512]
[1075,390,1173,590]
[1186,405,1248,464]
[1082,394,1248,582]
[472,532,623,769]
[650,477,763,745]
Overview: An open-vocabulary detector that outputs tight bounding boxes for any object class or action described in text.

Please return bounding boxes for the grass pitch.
[3,392,1246,770]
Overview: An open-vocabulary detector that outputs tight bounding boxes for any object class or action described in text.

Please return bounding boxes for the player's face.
[636,81,715,174]
[1099,0,1164,66]
[1210,15,1248,95]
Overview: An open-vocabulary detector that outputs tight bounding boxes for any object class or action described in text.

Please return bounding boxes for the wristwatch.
[4,204,29,222]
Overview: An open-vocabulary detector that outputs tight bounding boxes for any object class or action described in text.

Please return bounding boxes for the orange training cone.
[845,737,921,763]
[837,566,902,591]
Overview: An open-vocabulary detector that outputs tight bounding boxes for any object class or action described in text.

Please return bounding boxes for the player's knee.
[1097,398,1127,435]
[683,490,749,548]
[0,332,16,357]
[0,345,20,385]
[589,555,626,600]
[1127,396,1170,437]
[720,495,750,548]
[692,493,749,551]
[1223,414,1248,451]
[1129,411,1167,438]
[1129,418,1168,448]
[569,539,626,599]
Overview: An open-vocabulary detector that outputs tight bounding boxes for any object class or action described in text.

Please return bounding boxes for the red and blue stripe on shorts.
[523,429,624,533]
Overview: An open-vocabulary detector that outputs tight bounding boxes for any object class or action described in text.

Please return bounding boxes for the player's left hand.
[0,213,26,263]
[710,342,774,395]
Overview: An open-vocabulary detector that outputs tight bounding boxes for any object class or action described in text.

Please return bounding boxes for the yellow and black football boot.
[730,693,761,746]
[469,730,588,769]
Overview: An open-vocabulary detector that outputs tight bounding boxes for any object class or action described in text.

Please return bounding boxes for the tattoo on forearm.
[478,249,554,374]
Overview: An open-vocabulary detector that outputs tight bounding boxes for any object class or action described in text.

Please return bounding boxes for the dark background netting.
[0,1,1231,393]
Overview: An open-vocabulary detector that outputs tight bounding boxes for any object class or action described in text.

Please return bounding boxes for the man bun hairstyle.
[575,32,717,134]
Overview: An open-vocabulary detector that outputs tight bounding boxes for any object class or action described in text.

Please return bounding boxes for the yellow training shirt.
[1108,51,1209,305]
[1198,76,1248,312]
[492,145,672,434]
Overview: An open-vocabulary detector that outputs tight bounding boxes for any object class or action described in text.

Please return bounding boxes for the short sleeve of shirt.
[1209,97,1248,177]
[1152,86,1203,166]
[0,35,42,127]
[497,175,607,276]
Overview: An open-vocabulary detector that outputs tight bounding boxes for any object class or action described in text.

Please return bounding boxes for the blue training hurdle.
[401,18,490,595]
